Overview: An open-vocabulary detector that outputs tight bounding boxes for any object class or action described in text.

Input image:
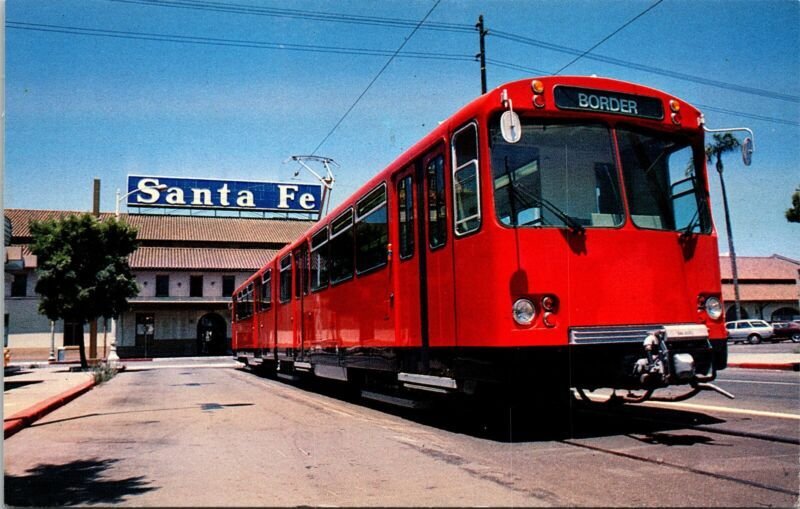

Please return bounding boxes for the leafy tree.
[30,214,139,369]
[787,187,800,223]
[705,133,740,174]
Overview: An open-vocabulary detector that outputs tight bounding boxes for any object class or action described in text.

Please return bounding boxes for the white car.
[725,320,774,344]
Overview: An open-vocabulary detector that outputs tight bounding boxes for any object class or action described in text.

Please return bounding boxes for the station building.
[719,254,800,322]
[4,209,312,360]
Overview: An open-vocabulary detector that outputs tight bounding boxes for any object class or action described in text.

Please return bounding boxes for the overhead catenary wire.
[491,30,800,104]
[107,0,475,33]
[309,0,443,156]
[109,0,799,105]
[8,14,797,128]
[6,21,474,62]
[554,0,664,75]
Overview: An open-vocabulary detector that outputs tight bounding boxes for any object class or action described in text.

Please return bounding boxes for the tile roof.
[4,209,313,244]
[719,254,800,280]
[130,247,277,271]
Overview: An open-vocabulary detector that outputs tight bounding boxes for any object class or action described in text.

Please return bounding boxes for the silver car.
[725,319,774,344]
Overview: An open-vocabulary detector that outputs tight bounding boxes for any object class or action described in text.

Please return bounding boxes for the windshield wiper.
[511,182,585,234]
[679,193,708,239]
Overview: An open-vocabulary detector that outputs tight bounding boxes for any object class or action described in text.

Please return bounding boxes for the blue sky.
[5,0,799,257]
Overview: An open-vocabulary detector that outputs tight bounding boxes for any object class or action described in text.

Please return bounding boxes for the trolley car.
[232,76,737,410]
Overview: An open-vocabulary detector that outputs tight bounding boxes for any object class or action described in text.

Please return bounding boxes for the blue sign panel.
[127,175,323,213]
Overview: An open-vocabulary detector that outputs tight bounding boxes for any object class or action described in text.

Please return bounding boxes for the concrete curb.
[3,378,96,439]
[728,362,800,372]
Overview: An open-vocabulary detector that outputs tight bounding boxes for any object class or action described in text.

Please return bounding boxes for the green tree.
[706,133,742,320]
[787,187,800,223]
[30,213,139,369]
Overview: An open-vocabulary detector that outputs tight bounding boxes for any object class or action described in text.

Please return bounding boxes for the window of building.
[63,320,84,347]
[279,255,292,303]
[329,209,354,284]
[398,175,415,259]
[155,275,170,297]
[222,275,235,297]
[427,156,447,249]
[11,273,27,297]
[260,270,272,310]
[356,184,388,274]
[310,227,329,292]
[452,122,481,235]
[190,275,203,297]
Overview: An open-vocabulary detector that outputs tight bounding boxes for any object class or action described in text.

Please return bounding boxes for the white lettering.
[599,96,609,110]
[236,190,255,207]
[165,187,185,205]
[299,193,316,210]
[191,188,212,206]
[578,92,589,108]
[608,97,620,112]
[628,100,638,115]
[218,183,231,206]
[589,95,600,109]
[277,185,298,209]
[136,178,162,204]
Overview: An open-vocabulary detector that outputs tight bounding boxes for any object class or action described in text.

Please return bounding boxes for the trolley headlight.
[704,296,723,320]
[513,298,536,325]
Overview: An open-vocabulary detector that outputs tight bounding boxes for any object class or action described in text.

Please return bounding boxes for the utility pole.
[476,15,487,94]
[89,178,100,364]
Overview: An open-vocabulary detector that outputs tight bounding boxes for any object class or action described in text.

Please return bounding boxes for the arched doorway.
[771,307,799,322]
[725,305,749,321]
[197,313,227,356]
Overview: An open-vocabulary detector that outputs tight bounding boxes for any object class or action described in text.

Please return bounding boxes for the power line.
[694,103,800,127]
[6,21,474,62]
[108,0,474,33]
[311,0,443,155]
[108,0,798,104]
[491,31,800,104]
[554,0,663,74]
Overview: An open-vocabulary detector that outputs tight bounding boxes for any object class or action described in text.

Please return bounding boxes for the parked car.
[725,320,774,344]
[771,322,800,343]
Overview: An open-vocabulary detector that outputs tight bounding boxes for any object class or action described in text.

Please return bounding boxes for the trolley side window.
[427,156,447,249]
[311,227,330,292]
[329,208,354,284]
[279,255,292,303]
[356,184,389,274]
[294,247,309,299]
[452,122,481,236]
[260,269,272,310]
[398,175,415,259]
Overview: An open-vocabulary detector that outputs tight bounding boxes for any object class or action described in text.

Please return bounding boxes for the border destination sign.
[127,175,323,213]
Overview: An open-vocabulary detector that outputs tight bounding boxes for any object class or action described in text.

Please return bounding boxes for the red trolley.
[232,76,732,410]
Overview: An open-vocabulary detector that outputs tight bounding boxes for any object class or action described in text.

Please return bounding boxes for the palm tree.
[706,133,742,320]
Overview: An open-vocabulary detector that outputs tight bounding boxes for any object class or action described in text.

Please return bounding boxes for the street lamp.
[107,184,167,366]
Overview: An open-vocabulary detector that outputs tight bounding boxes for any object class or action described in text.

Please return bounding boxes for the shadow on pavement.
[3,380,44,391]
[4,458,157,506]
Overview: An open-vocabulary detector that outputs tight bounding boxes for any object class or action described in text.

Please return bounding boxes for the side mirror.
[500,110,522,144]
[741,137,753,166]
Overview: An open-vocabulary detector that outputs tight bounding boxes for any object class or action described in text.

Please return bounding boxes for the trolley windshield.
[489,120,710,233]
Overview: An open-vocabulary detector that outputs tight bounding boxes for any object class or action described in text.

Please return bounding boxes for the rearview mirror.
[741,137,753,166]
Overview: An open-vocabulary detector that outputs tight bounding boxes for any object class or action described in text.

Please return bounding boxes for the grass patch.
[91,362,118,384]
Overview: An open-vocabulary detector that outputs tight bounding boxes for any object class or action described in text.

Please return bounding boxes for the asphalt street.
[4,360,798,507]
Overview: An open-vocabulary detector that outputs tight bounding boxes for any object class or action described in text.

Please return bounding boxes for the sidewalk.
[727,352,800,371]
[4,365,96,438]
